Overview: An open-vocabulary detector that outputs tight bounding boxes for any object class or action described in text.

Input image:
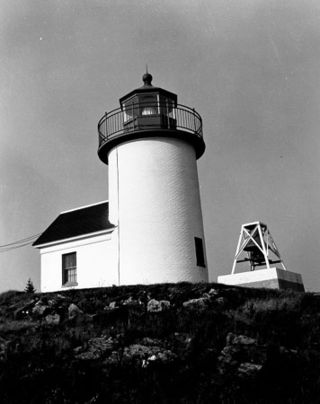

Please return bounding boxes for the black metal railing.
[98,103,203,148]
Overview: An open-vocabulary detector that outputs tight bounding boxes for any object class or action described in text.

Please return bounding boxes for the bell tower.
[97,72,208,285]
[218,221,304,291]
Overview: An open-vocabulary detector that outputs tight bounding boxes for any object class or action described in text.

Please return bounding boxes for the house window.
[195,237,206,267]
[62,252,77,285]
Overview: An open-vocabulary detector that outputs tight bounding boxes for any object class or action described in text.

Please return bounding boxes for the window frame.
[62,252,78,286]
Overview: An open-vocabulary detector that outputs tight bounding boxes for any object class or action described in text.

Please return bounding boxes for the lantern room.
[97,72,205,164]
[119,72,177,131]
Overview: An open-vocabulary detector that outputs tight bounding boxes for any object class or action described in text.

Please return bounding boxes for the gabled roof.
[33,201,114,247]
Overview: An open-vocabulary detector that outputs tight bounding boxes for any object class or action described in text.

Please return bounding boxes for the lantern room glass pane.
[122,97,139,122]
[166,98,175,118]
[158,95,175,118]
[139,93,159,116]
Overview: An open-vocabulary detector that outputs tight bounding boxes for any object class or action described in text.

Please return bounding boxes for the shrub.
[24,279,36,294]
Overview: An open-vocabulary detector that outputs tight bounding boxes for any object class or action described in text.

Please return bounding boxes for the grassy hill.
[0,282,319,403]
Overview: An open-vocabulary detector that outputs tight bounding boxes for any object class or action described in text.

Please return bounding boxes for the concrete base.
[218,267,304,292]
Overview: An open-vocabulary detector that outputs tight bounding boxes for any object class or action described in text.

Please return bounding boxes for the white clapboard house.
[33,201,118,292]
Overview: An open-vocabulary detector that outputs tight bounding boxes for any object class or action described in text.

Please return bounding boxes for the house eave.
[34,228,115,249]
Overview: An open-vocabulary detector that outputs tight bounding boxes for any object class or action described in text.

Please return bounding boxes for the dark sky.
[1,0,320,292]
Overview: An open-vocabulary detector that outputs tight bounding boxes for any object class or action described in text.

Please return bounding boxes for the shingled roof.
[33,201,114,247]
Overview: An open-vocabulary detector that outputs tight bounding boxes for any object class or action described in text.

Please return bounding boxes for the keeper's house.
[33,201,117,292]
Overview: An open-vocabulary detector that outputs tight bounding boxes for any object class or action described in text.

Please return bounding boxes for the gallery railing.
[98,103,203,148]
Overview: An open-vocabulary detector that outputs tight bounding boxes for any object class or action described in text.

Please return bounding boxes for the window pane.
[68,268,77,283]
[63,252,76,268]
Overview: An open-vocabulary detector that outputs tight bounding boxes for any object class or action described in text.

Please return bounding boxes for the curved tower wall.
[108,137,208,285]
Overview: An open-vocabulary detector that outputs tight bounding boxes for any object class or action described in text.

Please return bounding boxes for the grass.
[0,282,318,403]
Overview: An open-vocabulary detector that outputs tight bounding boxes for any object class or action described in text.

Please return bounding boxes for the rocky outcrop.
[0,283,316,403]
[218,333,266,378]
[238,362,263,378]
[147,299,170,312]
[182,296,209,309]
[45,313,60,325]
[68,303,83,320]
[122,338,177,368]
[76,336,117,360]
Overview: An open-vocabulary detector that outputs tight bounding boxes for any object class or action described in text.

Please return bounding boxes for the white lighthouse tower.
[98,72,208,285]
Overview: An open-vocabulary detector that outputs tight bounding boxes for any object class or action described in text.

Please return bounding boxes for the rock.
[73,346,83,355]
[238,362,263,378]
[182,297,208,309]
[123,343,177,367]
[173,332,193,348]
[68,303,83,320]
[32,300,50,317]
[48,294,67,308]
[103,350,121,366]
[279,346,298,356]
[76,336,116,360]
[208,288,219,296]
[123,297,143,307]
[159,300,170,310]
[147,299,170,312]
[226,333,256,346]
[86,394,100,403]
[147,299,161,312]
[141,337,162,346]
[122,296,133,305]
[45,313,60,325]
[216,297,226,305]
[45,295,69,318]
[218,333,266,376]
[103,301,118,311]
[123,344,152,360]
[136,290,151,305]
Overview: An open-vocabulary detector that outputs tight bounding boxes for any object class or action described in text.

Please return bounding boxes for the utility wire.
[0,233,42,253]
[0,233,41,248]
[0,240,36,253]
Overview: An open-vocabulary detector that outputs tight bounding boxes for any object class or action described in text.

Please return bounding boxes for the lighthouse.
[98,72,208,285]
